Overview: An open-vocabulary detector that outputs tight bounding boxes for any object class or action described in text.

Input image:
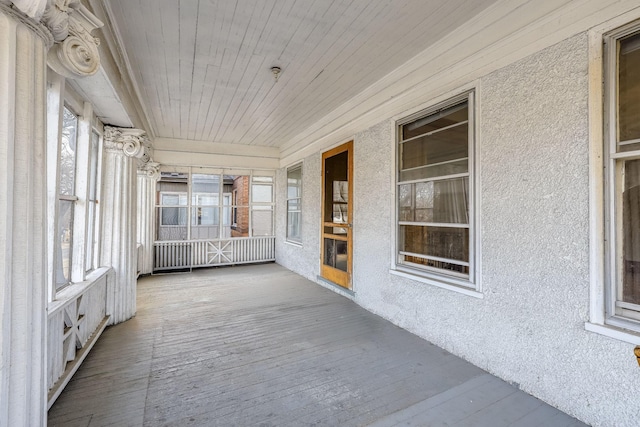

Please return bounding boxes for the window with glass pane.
[156,173,188,241]
[397,94,474,281]
[56,107,78,288]
[160,193,188,226]
[59,108,78,196]
[606,27,640,325]
[252,206,273,236]
[191,174,220,239]
[287,165,302,243]
[155,172,275,241]
[223,175,250,237]
[85,130,100,272]
[56,199,75,286]
[251,176,274,236]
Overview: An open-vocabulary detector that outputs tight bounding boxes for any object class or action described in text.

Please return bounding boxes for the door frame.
[320,141,353,289]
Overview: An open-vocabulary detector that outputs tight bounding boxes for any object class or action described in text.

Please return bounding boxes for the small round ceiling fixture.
[270,66,281,82]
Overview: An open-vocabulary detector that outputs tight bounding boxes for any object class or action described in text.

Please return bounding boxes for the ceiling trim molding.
[153,150,279,170]
[153,138,280,158]
[153,137,279,170]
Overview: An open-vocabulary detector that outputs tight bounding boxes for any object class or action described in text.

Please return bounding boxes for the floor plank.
[48,264,587,426]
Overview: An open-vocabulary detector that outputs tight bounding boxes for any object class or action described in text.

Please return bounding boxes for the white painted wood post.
[100,127,149,325]
[0,2,103,424]
[0,5,51,426]
[137,162,160,275]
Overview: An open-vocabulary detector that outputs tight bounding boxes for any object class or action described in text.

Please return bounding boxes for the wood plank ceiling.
[104,0,498,149]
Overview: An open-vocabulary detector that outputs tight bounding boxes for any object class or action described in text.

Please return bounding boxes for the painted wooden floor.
[48,263,587,427]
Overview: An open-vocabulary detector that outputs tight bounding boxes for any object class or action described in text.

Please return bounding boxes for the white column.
[137,162,159,276]
[100,127,149,325]
[0,4,51,426]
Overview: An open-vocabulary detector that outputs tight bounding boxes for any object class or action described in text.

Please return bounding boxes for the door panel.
[321,141,353,289]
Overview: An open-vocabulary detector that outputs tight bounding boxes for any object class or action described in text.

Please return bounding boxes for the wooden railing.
[47,268,112,408]
[154,236,276,271]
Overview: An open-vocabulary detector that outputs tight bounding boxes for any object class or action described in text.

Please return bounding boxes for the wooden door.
[320,141,353,289]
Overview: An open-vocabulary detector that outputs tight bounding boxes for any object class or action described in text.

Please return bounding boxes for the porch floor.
[48,263,586,427]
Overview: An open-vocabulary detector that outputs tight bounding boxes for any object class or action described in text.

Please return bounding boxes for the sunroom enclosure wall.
[153,169,276,272]
[275,9,640,427]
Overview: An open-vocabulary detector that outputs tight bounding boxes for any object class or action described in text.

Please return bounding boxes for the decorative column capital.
[2,1,102,72]
[134,132,159,179]
[104,126,150,158]
[41,0,79,42]
[138,161,161,181]
[137,136,153,164]
[44,1,103,78]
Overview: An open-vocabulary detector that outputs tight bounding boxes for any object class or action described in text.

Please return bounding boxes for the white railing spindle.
[153,236,275,271]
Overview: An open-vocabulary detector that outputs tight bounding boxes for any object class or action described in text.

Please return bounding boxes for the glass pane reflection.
[324,238,348,272]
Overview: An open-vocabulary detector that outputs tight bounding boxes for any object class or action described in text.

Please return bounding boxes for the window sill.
[284,240,302,248]
[49,267,111,315]
[585,322,640,345]
[389,268,483,299]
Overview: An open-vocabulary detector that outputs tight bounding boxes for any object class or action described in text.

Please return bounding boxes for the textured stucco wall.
[476,33,637,425]
[357,33,638,427]
[352,120,395,302]
[275,33,640,427]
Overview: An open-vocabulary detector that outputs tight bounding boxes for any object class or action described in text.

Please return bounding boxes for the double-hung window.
[55,106,79,288]
[85,130,100,272]
[604,24,640,330]
[395,92,477,289]
[286,164,303,244]
[52,102,102,290]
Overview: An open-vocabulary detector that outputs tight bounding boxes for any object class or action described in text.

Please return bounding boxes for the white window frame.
[286,163,303,245]
[232,188,239,227]
[222,193,232,229]
[391,90,481,297]
[586,15,640,345]
[84,128,102,273]
[55,104,80,289]
[48,88,104,297]
[192,193,219,226]
[250,175,275,237]
[598,21,640,337]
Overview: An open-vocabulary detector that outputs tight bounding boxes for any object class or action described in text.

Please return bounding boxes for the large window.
[156,170,274,241]
[286,164,302,243]
[52,103,103,290]
[396,92,476,288]
[192,173,220,227]
[604,25,640,329]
